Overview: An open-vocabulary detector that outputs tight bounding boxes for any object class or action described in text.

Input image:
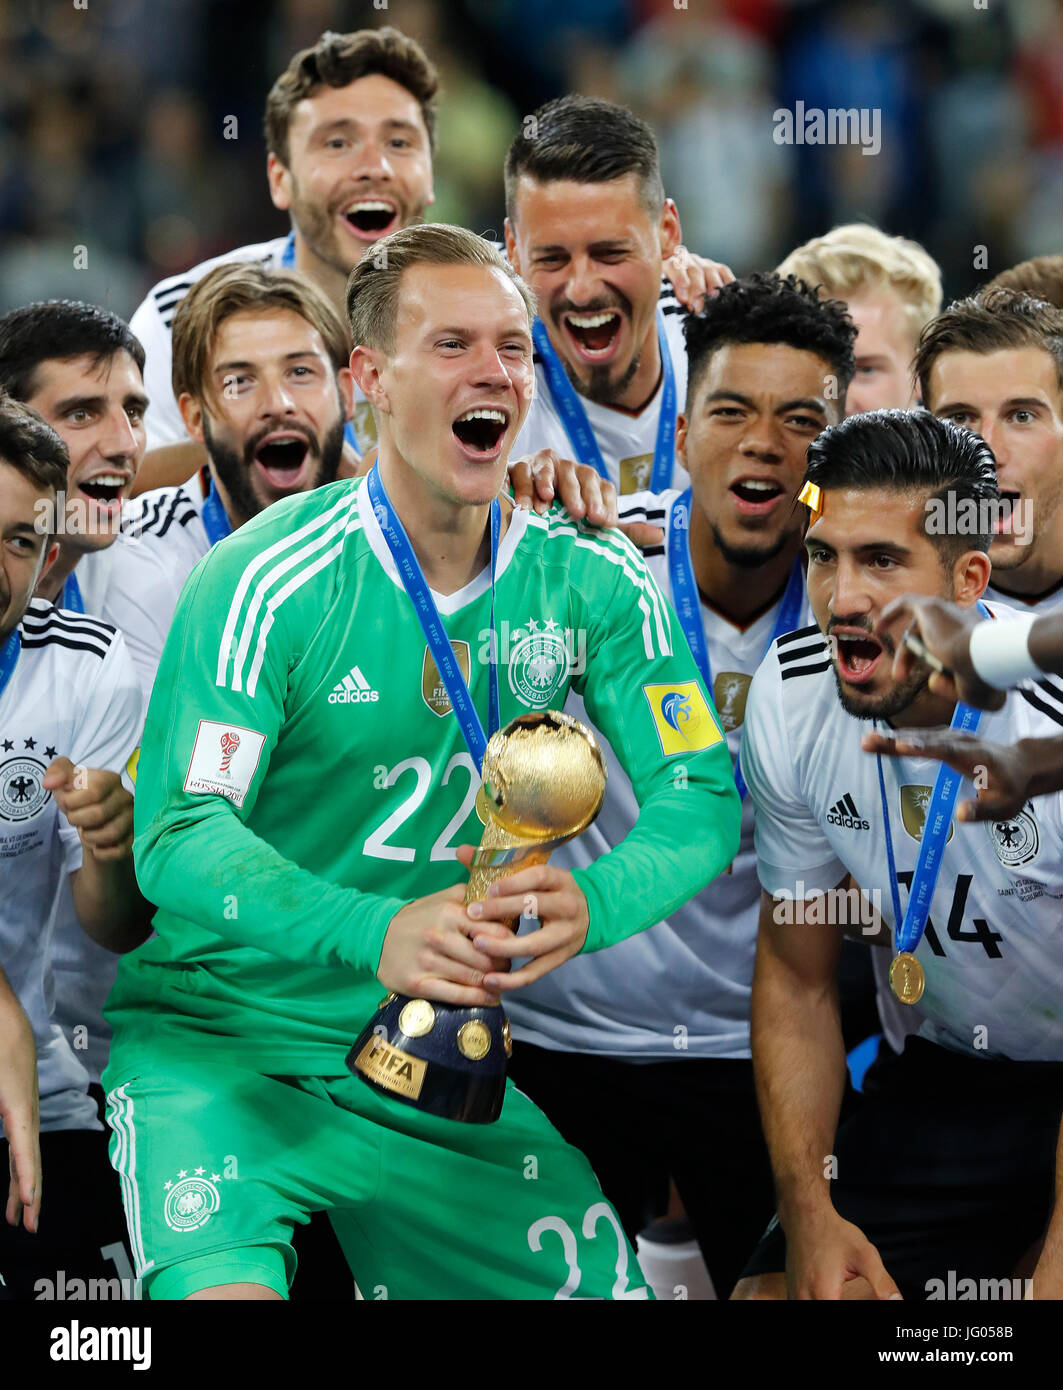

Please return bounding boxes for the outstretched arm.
[876,593,1063,708]
[862,726,1063,822]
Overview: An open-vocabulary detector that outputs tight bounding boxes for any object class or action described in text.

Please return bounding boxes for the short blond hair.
[776,223,942,345]
[345,223,536,353]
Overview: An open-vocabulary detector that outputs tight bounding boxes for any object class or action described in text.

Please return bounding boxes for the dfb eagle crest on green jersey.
[105,475,740,1081]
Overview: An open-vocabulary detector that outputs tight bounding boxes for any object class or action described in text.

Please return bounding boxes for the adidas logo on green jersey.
[328,665,379,704]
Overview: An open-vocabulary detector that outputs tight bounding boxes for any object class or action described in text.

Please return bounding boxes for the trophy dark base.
[346,998,510,1124]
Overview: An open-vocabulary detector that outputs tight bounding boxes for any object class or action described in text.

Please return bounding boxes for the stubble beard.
[832,662,931,722]
[710,518,795,570]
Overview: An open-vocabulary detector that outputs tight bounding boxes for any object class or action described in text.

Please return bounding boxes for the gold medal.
[457,1020,492,1061]
[889,951,925,1005]
[502,1019,512,1058]
[398,999,436,1038]
[377,991,397,1010]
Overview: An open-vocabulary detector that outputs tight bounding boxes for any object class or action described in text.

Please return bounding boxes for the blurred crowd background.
[0,0,1058,316]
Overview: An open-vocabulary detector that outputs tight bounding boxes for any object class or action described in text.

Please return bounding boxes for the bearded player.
[505,95,729,498]
[506,272,855,1298]
[733,409,1063,1301]
[133,30,727,496]
[101,225,740,1300]
[860,288,1063,913]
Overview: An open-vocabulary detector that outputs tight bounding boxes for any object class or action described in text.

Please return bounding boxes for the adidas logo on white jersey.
[826,792,869,831]
[328,665,379,704]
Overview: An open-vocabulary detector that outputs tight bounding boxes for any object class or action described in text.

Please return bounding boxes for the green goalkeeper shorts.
[105,1061,651,1300]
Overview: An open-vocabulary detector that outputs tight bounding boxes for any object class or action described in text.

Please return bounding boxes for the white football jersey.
[46,501,204,1075]
[507,488,810,1059]
[48,489,206,1076]
[67,542,118,622]
[512,283,691,496]
[874,573,1063,1053]
[98,483,212,705]
[130,234,378,457]
[742,601,1063,1063]
[0,600,141,1131]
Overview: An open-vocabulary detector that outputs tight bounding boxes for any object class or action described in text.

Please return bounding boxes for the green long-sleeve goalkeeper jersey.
[105,476,741,1078]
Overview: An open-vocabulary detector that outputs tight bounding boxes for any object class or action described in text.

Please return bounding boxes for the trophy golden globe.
[348,709,606,1123]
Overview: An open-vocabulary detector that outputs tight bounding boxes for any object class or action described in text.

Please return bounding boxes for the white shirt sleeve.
[104,533,192,709]
[130,289,190,450]
[741,656,846,896]
[57,632,144,873]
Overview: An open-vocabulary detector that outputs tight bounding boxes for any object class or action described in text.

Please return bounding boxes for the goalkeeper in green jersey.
[104,224,740,1301]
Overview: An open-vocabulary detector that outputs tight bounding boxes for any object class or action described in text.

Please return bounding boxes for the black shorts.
[0,1125,134,1303]
[509,1042,776,1299]
[742,1036,1063,1300]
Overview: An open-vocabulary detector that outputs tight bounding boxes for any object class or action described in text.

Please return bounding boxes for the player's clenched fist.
[465,860,591,993]
[786,1208,901,1301]
[43,757,134,862]
[377,880,513,1008]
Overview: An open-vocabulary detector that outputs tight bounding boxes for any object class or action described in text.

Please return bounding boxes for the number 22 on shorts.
[528,1202,649,1300]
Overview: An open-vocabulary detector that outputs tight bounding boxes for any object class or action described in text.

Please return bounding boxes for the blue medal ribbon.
[366,465,499,770]
[61,573,85,613]
[201,480,234,548]
[0,628,19,703]
[874,600,991,957]
[532,307,677,491]
[668,488,804,799]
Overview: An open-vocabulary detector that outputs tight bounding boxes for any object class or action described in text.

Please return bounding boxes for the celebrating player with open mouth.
[132,27,438,466]
[733,409,1063,1302]
[101,225,740,1301]
[506,271,855,1298]
[505,95,729,497]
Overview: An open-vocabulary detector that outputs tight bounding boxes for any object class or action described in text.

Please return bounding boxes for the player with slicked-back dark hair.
[504,93,734,497]
[734,402,1063,1303]
[504,95,664,219]
[804,408,999,559]
[508,268,858,1299]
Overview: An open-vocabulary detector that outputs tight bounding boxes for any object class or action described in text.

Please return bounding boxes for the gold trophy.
[347,709,606,1123]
